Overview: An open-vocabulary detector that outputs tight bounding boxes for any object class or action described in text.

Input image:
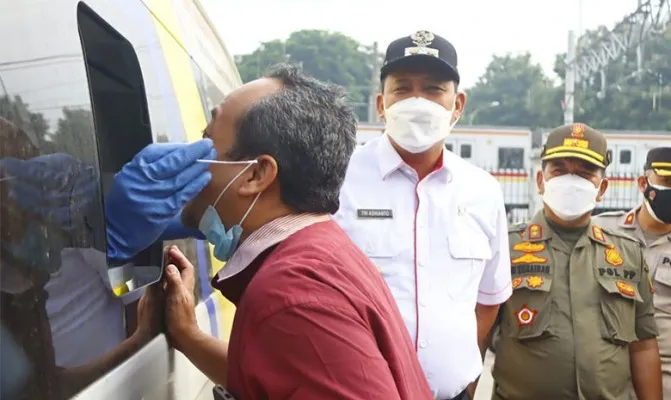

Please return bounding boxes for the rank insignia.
[512,277,523,289]
[526,276,544,288]
[512,253,548,265]
[605,245,624,267]
[624,213,635,225]
[571,123,585,138]
[528,224,542,240]
[513,242,546,253]
[516,304,538,327]
[592,226,606,243]
[616,281,636,297]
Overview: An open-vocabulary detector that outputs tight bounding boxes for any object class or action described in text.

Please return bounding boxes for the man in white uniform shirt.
[333,31,512,400]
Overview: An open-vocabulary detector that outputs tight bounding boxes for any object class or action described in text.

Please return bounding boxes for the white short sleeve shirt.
[333,135,512,399]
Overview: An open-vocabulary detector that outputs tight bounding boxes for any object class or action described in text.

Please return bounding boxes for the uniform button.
[419,340,427,348]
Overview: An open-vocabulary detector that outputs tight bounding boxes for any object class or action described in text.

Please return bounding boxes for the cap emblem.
[571,123,585,138]
[411,30,435,47]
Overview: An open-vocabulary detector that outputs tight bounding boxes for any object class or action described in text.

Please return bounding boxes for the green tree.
[235,30,377,120]
[51,108,96,164]
[554,25,671,130]
[465,53,562,128]
[0,94,50,147]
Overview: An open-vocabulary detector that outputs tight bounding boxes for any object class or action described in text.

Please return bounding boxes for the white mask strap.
[239,192,261,226]
[212,160,258,207]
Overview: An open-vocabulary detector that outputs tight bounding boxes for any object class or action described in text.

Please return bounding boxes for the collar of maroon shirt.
[210,213,330,304]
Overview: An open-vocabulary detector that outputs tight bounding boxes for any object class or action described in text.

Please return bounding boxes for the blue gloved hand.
[0,153,97,232]
[105,139,216,261]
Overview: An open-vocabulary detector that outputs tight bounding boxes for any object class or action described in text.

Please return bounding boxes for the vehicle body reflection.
[0,0,241,398]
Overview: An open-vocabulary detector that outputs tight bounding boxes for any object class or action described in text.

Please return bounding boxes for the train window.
[78,2,163,290]
[461,144,472,159]
[445,143,454,152]
[498,147,525,169]
[607,149,613,163]
[620,149,632,165]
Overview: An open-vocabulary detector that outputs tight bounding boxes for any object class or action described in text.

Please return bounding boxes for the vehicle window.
[445,143,454,152]
[619,149,631,165]
[461,144,472,159]
[498,147,525,169]
[607,149,613,164]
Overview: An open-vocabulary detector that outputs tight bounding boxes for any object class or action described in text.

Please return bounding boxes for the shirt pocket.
[596,278,640,345]
[445,224,492,300]
[653,254,671,288]
[505,275,554,341]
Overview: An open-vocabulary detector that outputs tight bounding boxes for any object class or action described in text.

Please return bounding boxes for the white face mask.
[542,174,601,221]
[383,96,459,153]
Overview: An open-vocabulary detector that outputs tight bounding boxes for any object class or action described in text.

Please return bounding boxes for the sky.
[202,0,639,88]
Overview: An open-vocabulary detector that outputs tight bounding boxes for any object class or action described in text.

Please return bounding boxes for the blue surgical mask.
[198,160,260,262]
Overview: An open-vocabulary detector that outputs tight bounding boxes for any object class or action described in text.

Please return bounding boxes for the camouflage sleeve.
[635,246,658,340]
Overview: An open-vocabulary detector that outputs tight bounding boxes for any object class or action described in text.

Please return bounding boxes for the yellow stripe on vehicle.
[146,0,235,341]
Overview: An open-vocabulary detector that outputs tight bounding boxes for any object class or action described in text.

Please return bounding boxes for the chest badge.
[515,304,538,327]
[357,209,393,219]
[512,253,548,264]
[526,276,544,288]
[616,281,636,297]
[605,245,624,267]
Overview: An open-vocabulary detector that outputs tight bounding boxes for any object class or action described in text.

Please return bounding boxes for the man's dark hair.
[227,63,357,214]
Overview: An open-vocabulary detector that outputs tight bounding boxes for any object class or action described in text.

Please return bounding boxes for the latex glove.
[0,153,97,232]
[105,139,215,261]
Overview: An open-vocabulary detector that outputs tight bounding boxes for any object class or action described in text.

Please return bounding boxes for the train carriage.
[357,123,671,222]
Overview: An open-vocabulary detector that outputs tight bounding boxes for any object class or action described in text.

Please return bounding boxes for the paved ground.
[474,351,495,400]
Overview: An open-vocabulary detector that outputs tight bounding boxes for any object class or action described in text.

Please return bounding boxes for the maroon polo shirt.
[213,219,432,400]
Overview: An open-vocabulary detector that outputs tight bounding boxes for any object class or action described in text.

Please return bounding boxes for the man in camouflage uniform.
[491,124,662,400]
[595,147,671,398]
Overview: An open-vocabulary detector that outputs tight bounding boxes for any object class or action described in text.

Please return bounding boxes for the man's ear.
[536,170,545,195]
[238,155,278,196]
[637,175,648,194]
[596,178,609,202]
[454,91,467,122]
[376,93,385,121]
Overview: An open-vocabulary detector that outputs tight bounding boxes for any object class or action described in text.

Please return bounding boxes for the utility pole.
[367,42,380,123]
[564,30,576,125]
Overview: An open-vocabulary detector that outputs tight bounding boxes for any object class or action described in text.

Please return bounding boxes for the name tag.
[357,209,393,219]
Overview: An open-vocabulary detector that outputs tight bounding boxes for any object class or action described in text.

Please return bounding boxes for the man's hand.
[162,245,199,352]
[133,283,165,344]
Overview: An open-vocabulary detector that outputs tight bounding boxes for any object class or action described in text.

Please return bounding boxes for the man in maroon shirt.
[152,64,433,399]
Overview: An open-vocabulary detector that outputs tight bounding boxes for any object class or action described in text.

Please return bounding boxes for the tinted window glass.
[461,144,472,159]
[498,147,525,169]
[620,149,631,164]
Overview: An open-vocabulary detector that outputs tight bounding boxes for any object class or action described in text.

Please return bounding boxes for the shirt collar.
[374,134,448,180]
[213,213,330,283]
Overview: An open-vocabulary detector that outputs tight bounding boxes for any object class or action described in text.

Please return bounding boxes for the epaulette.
[594,210,626,218]
[600,225,643,245]
[508,222,527,234]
